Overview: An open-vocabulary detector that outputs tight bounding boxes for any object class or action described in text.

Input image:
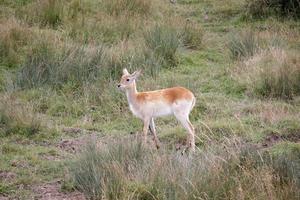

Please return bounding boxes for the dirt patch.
[10,160,29,168]
[261,134,282,148]
[57,138,85,153]
[261,131,300,148]
[57,131,188,154]
[57,133,101,153]
[57,132,143,153]
[33,180,85,200]
[281,131,300,142]
[62,127,102,136]
[38,153,62,161]
[58,126,105,153]
[0,171,16,182]
[0,196,9,200]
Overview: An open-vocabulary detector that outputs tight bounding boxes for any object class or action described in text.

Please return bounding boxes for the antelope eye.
[126,79,130,81]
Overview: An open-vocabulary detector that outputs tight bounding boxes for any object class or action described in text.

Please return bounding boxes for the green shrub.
[245,0,300,19]
[144,25,180,67]
[228,30,259,60]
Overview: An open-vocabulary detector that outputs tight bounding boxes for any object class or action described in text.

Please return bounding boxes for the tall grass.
[234,48,300,99]
[68,138,299,200]
[180,20,203,49]
[144,25,180,68]
[17,0,64,28]
[69,139,148,199]
[0,19,31,68]
[106,43,162,78]
[15,39,163,89]
[15,41,106,89]
[0,95,41,137]
[228,30,259,60]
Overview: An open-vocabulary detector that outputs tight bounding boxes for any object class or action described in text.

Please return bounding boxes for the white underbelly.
[152,104,172,117]
[129,101,173,119]
[146,101,173,117]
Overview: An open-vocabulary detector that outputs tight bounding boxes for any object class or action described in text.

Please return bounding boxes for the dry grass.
[180,19,204,49]
[0,1,299,199]
[228,29,259,60]
[233,47,300,99]
[17,0,64,28]
[0,19,32,68]
[0,95,41,137]
[239,101,296,124]
[68,137,299,200]
[103,0,153,17]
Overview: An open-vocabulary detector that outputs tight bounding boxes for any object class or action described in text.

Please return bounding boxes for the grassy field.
[0,0,299,199]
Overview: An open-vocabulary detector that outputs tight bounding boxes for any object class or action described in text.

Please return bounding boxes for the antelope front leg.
[142,118,150,145]
[149,118,160,149]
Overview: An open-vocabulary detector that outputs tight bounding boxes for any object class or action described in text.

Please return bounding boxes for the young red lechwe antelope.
[118,68,196,151]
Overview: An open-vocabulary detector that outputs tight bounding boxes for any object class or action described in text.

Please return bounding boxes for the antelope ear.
[131,69,142,79]
[123,68,129,75]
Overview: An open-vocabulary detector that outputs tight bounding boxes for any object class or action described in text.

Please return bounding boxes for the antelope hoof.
[155,143,160,149]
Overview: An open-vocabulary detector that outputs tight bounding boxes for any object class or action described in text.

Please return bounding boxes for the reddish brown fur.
[136,87,193,104]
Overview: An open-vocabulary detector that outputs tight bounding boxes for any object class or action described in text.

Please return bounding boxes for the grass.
[228,29,259,60]
[15,40,106,89]
[179,19,204,49]
[0,95,41,137]
[0,19,31,69]
[245,0,300,19]
[103,0,152,17]
[0,0,299,199]
[16,0,64,28]
[68,138,300,200]
[144,24,180,68]
[233,48,300,99]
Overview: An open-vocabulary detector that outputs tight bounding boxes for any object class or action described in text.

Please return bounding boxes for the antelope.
[118,68,196,151]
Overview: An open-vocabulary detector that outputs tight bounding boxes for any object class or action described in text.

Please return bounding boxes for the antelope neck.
[125,81,138,105]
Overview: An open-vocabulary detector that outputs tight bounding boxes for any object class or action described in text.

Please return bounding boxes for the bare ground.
[33,180,85,200]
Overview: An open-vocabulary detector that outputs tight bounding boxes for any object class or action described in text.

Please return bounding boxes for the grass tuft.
[15,41,106,89]
[144,25,180,68]
[0,19,31,69]
[0,96,41,137]
[228,30,259,60]
[68,138,299,200]
[180,20,204,49]
[17,0,64,28]
[234,48,300,99]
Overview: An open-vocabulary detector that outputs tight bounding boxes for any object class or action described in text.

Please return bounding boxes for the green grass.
[144,24,180,68]
[228,29,259,60]
[0,137,63,198]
